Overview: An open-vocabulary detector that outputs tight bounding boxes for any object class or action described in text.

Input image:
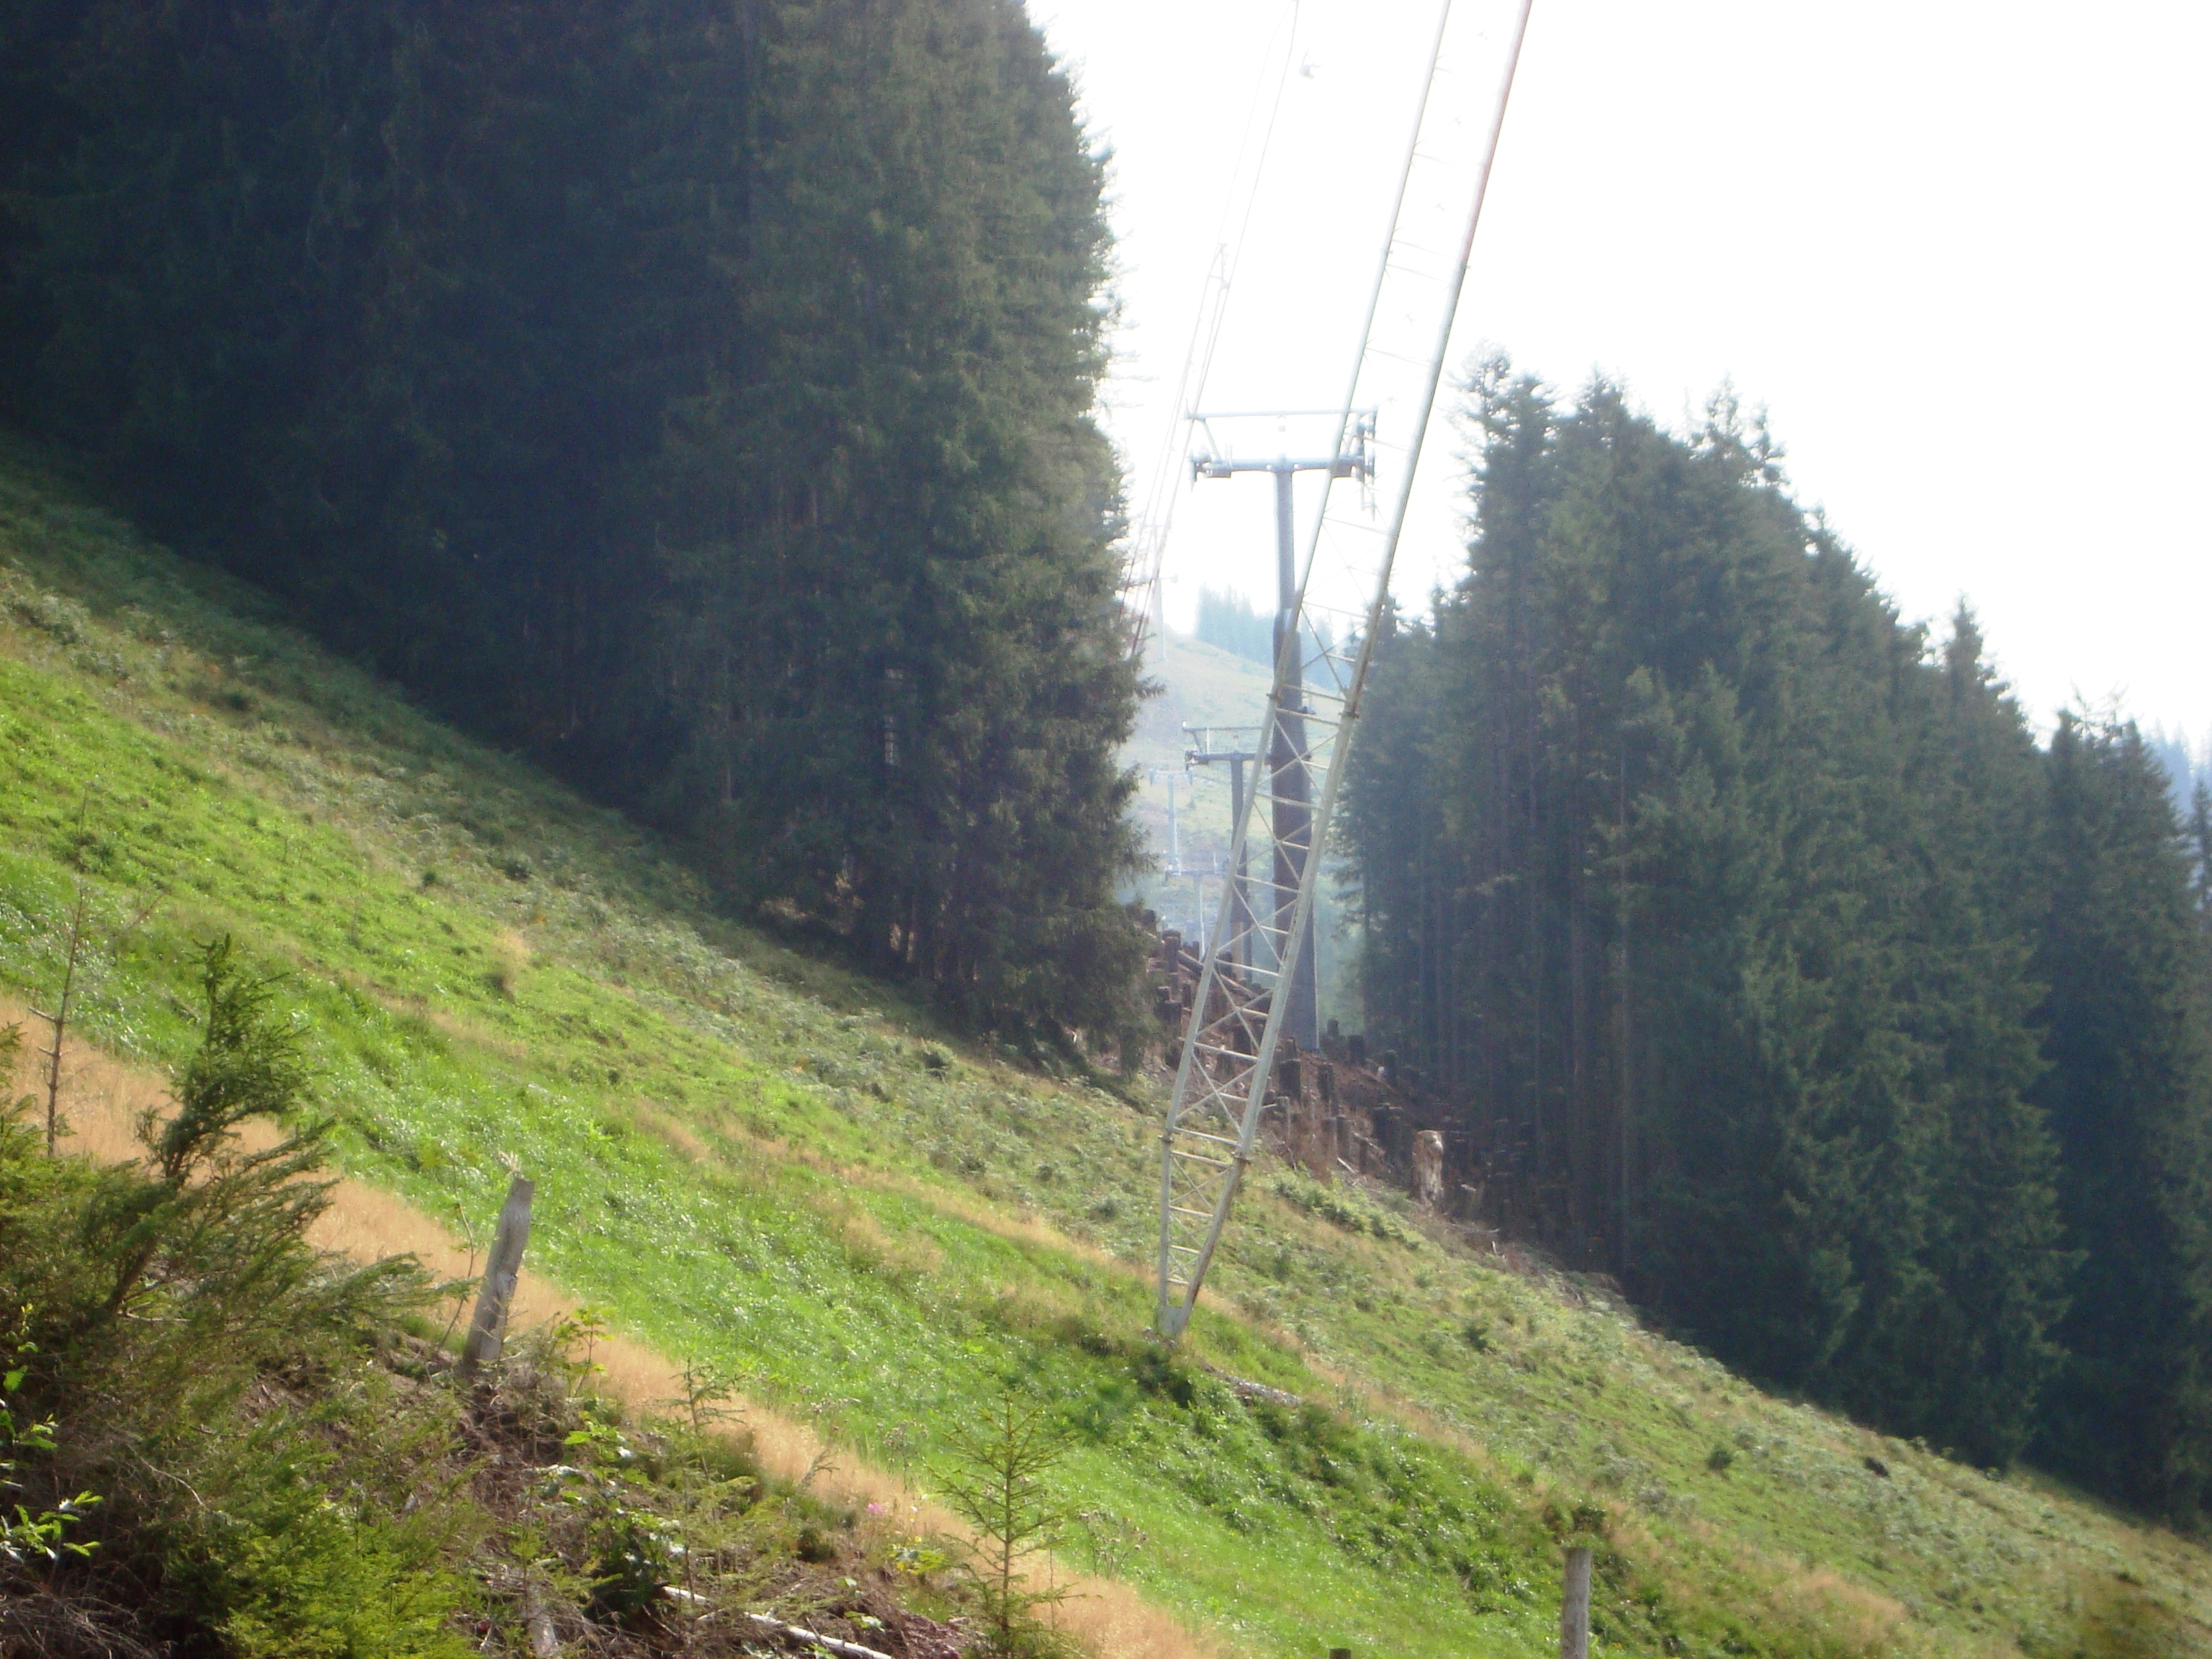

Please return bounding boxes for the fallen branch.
[740,1611,902,1659]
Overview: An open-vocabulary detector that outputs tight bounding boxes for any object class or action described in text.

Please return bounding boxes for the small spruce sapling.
[665,1357,745,1439]
[931,1382,1079,1657]
[29,799,161,1155]
[99,936,379,1345]
[549,1306,613,1397]
[31,880,156,1156]
[438,1202,482,1351]
[29,886,89,1156]
[796,1390,858,1492]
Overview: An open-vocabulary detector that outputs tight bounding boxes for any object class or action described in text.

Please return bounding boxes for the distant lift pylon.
[1155,0,1537,1340]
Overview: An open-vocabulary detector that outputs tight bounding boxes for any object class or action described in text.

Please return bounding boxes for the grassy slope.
[0,445,2206,1659]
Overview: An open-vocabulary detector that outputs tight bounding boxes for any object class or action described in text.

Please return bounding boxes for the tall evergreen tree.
[1347,360,2072,1465]
[2033,714,2212,1514]
[2190,780,2212,925]
[1835,609,2067,1467]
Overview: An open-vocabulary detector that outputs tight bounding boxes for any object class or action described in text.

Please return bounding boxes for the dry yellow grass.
[706,1114,1156,1297]
[631,1100,716,1164]
[1766,1570,1912,1650]
[0,998,1209,1659]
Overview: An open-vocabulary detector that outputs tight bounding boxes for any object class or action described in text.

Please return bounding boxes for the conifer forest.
[1344,362,2212,1513]
[3,2,2212,1654]
[0,0,1148,1040]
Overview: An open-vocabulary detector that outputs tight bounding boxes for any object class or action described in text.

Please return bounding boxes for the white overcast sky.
[1030,0,2211,743]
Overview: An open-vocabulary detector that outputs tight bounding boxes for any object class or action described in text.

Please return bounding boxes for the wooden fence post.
[459,1175,534,1377]
[1560,1545,1592,1659]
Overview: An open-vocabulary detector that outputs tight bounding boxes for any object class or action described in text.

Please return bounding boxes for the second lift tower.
[1191,410,1373,1053]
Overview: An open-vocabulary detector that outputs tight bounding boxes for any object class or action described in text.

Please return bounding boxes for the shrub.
[0,938,452,1651]
[1264,1168,1419,1246]
[0,1321,97,1570]
[176,1407,475,1659]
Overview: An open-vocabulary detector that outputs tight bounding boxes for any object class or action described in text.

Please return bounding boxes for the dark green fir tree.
[1346,361,2072,1469]
[2033,713,2212,1516]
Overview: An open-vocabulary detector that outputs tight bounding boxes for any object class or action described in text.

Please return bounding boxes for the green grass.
[1,439,2208,1658]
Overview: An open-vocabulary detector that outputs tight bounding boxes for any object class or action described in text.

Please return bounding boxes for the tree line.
[1346,359,2212,1516]
[0,0,1146,1042]
[1195,584,1334,670]
[2147,722,2208,811]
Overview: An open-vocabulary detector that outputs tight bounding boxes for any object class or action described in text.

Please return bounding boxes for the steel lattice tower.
[1156,0,1538,1339]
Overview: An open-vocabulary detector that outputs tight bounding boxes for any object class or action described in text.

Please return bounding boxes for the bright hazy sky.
[1031,0,2211,745]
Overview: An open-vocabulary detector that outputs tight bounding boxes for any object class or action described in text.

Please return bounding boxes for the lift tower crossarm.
[1156,0,1537,1340]
[1112,6,1304,665]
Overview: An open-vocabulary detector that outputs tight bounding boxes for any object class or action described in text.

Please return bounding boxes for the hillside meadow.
[1,444,2207,1657]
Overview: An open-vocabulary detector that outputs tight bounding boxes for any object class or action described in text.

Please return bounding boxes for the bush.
[0,938,455,1653]
[176,1408,474,1659]
[0,1322,97,1571]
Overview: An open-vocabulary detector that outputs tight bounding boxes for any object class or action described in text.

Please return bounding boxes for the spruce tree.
[1343,602,1446,1063]
[1346,364,2072,1462]
[1833,609,2066,1467]
[2033,714,2212,1514]
[2191,780,2212,924]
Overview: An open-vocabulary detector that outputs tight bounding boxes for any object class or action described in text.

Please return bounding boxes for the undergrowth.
[0,951,994,1658]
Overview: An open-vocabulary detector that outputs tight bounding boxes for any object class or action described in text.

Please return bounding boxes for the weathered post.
[1560,1545,1592,1659]
[459,1175,534,1377]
